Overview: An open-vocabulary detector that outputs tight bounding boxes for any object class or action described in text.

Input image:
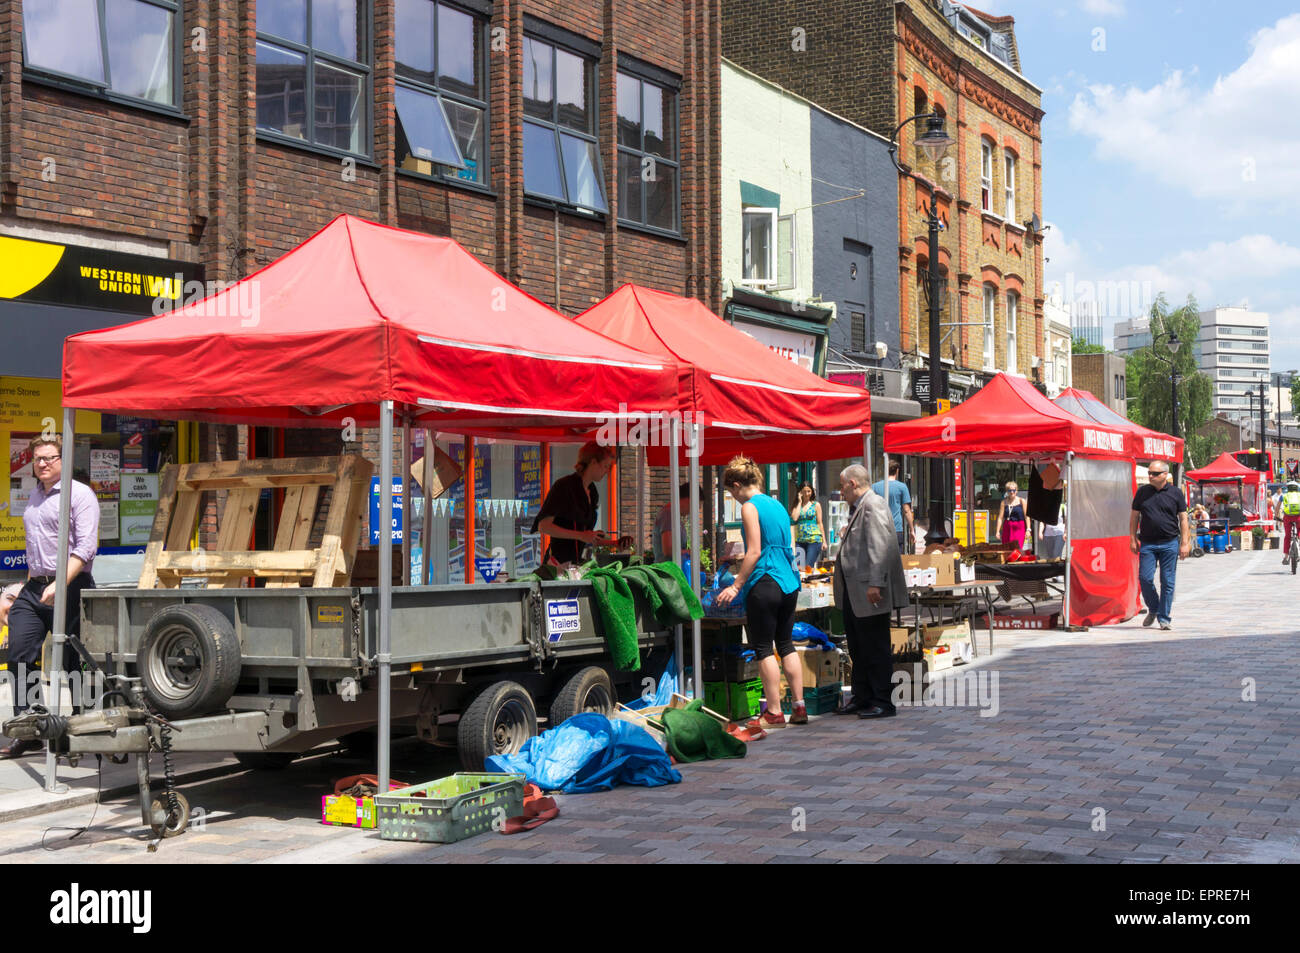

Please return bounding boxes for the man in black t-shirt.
[1130,464,1191,630]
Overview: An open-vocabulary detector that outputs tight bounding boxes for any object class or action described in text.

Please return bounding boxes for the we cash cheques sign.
[0,234,203,313]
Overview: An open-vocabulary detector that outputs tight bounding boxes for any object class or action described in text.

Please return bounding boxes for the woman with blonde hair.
[716,456,805,727]
[531,441,625,568]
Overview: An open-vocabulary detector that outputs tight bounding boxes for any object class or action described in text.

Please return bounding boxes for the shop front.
[0,235,204,582]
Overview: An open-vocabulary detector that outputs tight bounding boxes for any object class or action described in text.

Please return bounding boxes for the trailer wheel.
[149,791,191,838]
[235,752,296,771]
[138,604,242,719]
[549,666,614,725]
[457,681,537,771]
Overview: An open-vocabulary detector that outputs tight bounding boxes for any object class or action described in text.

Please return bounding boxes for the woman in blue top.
[716,456,805,727]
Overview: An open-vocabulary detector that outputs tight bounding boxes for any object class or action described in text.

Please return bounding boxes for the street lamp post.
[1150,325,1182,481]
[889,113,956,544]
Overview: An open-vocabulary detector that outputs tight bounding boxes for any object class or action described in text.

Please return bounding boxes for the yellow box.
[953,511,989,544]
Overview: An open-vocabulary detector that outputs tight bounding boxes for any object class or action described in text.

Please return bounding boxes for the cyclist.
[1281,481,1300,564]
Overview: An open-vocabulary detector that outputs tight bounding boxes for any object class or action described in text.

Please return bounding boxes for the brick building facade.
[0,0,723,558]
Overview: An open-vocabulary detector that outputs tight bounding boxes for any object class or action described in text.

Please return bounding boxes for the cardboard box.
[891,660,928,703]
[904,566,938,587]
[956,560,976,583]
[795,645,840,687]
[902,552,958,587]
[322,793,378,829]
[922,620,970,648]
[923,645,955,672]
[890,626,914,655]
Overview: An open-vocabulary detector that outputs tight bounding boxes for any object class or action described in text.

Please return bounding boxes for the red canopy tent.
[1185,452,1269,522]
[58,214,689,794]
[884,373,1139,627]
[569,284,872,465]
[1052,387,1183,463]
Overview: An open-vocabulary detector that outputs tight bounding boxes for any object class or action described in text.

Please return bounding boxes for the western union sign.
[0,234,203,313]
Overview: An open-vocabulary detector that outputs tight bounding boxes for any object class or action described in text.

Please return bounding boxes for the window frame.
[615,69,681,236]
[394,0,490,186]
[982,284,996,370]
[21,0,184,113]
[980,138,994,212]
[256,0,375,160]
[741,207,778,288]
[1006,290,1018,374]
[774,212,798,291]
[1004,152,1016,222]
[522,33,606,215]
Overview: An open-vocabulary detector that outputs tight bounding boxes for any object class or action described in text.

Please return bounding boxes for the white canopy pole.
[44,408,76,794]
[964,453,974,547]
[1062,451,1073,630]
[688,422,703,699]
[378,402,394,791]
[635,444,645,557]
[401,414,411,586]
[669,418,684,688]
[421,429,435,585]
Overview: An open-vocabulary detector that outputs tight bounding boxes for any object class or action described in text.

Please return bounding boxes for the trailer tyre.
[457,681,537,771]
[138,604,242,719]
[549,666,614,725]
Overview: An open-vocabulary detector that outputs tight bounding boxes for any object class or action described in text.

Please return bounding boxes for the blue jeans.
[1138,538,1179,624]
[796,541,822,568]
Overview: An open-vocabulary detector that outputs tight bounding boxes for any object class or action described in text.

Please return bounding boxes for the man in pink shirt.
[1,436,98,759]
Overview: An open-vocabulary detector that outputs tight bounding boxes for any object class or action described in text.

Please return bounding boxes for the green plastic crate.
[782,682,843,715]
[704,678,763,720]
[375,773,525,843]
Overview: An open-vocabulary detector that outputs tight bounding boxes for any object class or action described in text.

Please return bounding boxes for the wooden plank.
[313,455,359,587]
[175,456,341,487]
[156,550,318,573]
[266,485,321,588]
[271,486,305,551]
[177,474,338,491]
[166,490,202,553]
[336,473,369,581]
[216,487,259,553]
[139,464,179,589]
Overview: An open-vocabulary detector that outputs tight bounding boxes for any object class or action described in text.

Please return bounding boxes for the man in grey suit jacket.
[834,463,909,718]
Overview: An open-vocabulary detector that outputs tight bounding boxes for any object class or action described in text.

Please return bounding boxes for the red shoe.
[788,705,809,725]
[745,709,786,730]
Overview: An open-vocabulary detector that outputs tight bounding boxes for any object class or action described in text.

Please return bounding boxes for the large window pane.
[438,3,481,100]
[24,0,105,83]
[618,151,644,223]
[105,0,174,103]
[314,61,363,153]
[523,121,565,200]
[395,85,464,168]
[561,133,606,211]
[313,0,362,60]
[644,84,675,159]
[616,73,641,149]
[441,99,484,182]
[646,162,677,232]
[743,212,773,282]
[523,38,553,121]
[395,0,435,84]
[256,42,308,139]
[259,0,307,44]
[555,49,589,132]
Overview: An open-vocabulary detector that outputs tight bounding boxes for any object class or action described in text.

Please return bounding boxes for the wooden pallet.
[138,455,373,589]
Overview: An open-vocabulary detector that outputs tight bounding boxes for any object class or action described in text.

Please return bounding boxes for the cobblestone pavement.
[1,548,1296,864]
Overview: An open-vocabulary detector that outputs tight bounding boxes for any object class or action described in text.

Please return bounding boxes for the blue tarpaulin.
[485,713,682,793]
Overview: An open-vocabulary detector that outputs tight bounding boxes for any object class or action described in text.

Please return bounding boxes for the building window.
[775,214,797,290]
[1006,291,1018,374]
[257,0,370,155]
[617,72,679,232]
[23,0,180,107]
[394,0,487,183]
[1004,153,1016,222]
[982,284,996,370]
[522,36,605,212]
[851,311,866,353]
[980,139,994,211]
[742,208,777,286]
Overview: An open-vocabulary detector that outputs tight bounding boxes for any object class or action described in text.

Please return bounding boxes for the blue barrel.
[1213,533,1227,553]
[1197,532,1209,549]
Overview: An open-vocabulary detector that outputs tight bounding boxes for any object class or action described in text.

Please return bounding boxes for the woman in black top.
[531,442,622,567]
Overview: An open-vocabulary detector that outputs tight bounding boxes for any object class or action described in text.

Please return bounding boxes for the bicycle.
[1290,534,1299,575]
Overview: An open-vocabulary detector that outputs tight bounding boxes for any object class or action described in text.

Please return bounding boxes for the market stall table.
[901,581,1000,657]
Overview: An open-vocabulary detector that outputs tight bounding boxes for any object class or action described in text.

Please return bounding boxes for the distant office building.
[1113,317,1152,356]
[1199,307,1271,423]
[1071,299,1103,348]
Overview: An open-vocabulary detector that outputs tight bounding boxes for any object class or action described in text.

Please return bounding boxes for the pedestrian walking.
[871,461,915,553]
[1,437,98,759]
[1130,462,1190,631]
[715,457,805,727]
[996,481,1027,550]
[789,481,825,568]
[833,463,908,719]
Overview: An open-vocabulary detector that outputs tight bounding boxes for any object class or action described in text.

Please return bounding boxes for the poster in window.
[8,432,37,520]
[119,473,159,545]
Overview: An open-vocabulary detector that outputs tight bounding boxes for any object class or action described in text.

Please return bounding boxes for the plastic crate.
[704,678,763,720]
[375,773,525,843]
[782,682,843,715]
[703,654,763,681]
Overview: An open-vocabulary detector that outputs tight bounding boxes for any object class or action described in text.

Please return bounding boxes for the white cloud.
[1068,14,1300,205]
[1080,0,1125,16]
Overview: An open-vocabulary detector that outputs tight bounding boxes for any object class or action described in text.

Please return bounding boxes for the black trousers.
[6,574,94,713]
[843,600,894,713]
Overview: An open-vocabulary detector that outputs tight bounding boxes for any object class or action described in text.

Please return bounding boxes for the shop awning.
[1185,452,1261,482]
[61,215,685,430]
[572,284,871,464]
[883,372,1133,462]
[1053,387,1183,463]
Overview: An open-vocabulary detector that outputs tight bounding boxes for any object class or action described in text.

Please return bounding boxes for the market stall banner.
[1069,536,1139,627]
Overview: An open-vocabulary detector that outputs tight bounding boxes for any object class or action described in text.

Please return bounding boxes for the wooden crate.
[138,454,373,589]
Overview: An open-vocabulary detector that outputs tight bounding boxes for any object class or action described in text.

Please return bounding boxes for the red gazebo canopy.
[1052,387,1183,463]
[1185,452,1262,482]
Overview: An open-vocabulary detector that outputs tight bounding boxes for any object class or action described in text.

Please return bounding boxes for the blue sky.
[979,0,1300,368]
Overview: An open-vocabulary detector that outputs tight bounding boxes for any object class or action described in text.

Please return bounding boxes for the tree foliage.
[1126,294,1212,446]
[1071,336,1106,354]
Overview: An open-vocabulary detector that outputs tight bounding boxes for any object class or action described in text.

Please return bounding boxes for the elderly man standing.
[0,437,98,759]
[833,463,908,719]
